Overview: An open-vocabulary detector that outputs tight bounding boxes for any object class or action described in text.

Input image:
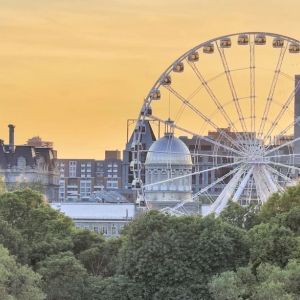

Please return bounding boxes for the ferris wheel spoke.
[252,168,271,203]
[193,165,242,198]
[264,116,300,152]
[267,153,300,159]
[247,176,254,203]
[232,166,254,202]
[205,167,246,215]
[191,153,239,159]
[143,160,244,189]
[249,37,256,134]
[263,80,300,143]
[141,149,239,160]
[268,160,300,172]
[164,85,248,152]
[186,60,247,143]
[261,165,279,193]
[265,136,300,156]
[266,165,293,183]
[215,41,248,134]
[279,116,300,136]
[148,114,246,156]
[258,44,289,138]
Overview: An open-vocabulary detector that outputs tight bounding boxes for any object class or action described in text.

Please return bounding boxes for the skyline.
[2,0,300,158]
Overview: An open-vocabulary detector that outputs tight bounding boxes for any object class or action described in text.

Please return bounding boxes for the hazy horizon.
[1,0,300,159]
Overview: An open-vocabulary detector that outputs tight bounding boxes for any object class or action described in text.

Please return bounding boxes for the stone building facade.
[0,125,59,201]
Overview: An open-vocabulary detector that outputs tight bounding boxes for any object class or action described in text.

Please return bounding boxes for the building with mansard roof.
[0,125,59,201]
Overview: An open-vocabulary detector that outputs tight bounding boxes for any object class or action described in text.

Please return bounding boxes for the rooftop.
[50,202,136,220]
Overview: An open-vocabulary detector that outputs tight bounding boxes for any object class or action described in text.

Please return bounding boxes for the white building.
[144,132,193,209]
[51,202,136,237]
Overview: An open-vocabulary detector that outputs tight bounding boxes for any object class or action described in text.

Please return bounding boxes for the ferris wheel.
[131,32,300,215]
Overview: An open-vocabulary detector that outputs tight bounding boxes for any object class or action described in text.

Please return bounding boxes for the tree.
[0,217,29,264]
[0,244,45,300]
[86,275,144,300]
[71,229,104,255]
[79,238,121,276]
[208,271,245,300]
[259,185,300,222]
[7,181,46,194]
[277,206,300,235]
[209,260,300,300]
[118,211,250,298]
[37,252,88,300]
[0,189,74,265]
[152,286,197,300]
[0,176,6,194]
[248,223,298,267]
[220,201,259,229]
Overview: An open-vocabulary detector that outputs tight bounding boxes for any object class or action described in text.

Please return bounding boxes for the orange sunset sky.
[1,0,300,159]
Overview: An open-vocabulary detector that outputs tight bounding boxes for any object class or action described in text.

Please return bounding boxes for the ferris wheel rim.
[132,31,300,214]
[141,32,300,106]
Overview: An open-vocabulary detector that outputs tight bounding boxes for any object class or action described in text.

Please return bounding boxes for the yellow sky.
[1,0,300,158]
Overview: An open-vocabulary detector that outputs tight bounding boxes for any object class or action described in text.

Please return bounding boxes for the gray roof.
[145,134,192,166]
[50,202,136,220]
[90,190,128,203]
[0,144,57,170]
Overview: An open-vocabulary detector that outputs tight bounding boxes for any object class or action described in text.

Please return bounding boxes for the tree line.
[0,186,299,299]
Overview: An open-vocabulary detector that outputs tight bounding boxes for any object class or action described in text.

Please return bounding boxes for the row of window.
[76,223,124,236]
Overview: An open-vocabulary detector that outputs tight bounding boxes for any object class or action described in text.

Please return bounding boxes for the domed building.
[144,131,193,209]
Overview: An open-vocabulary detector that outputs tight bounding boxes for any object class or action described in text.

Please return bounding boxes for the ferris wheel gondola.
[131,32,300,215]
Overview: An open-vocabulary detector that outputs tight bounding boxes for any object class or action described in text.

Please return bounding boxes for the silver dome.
[145,134,192,166]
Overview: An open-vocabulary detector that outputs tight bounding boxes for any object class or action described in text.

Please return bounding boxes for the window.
[106,180,118,189]
[199,174,203,184]
[80,180,92,198]
[201,145,212,151]
[111,224,117,235]
[101,226,108,235]
[17,156,26,169]
[69,161,77,177]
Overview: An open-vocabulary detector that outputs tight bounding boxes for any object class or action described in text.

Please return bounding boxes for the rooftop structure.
[51,202,136,236]
[0,125,59,201]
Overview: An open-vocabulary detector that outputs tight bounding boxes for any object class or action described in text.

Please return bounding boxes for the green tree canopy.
[37,252,88,300]
[259,185,300,222]
[248,223,298,267]
[220,201,259,229]
[86,275,144,300]
[71,228,104,255]
[0,189,74,265]
[209,260,300,300]
[0,244,45,300]
[118,211,250,298]
[78,238,121,276]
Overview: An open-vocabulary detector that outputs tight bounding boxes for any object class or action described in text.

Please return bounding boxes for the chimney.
[8,124,15,152]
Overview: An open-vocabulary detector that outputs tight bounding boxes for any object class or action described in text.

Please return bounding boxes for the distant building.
[51,202,136,237]
[57,150,123,202]
[122,120,157,189]
[145,131,193,209]
[0,125,59,201]
[294,75,300,165]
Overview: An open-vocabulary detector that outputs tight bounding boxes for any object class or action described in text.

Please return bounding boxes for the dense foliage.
[0,187,299,299]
